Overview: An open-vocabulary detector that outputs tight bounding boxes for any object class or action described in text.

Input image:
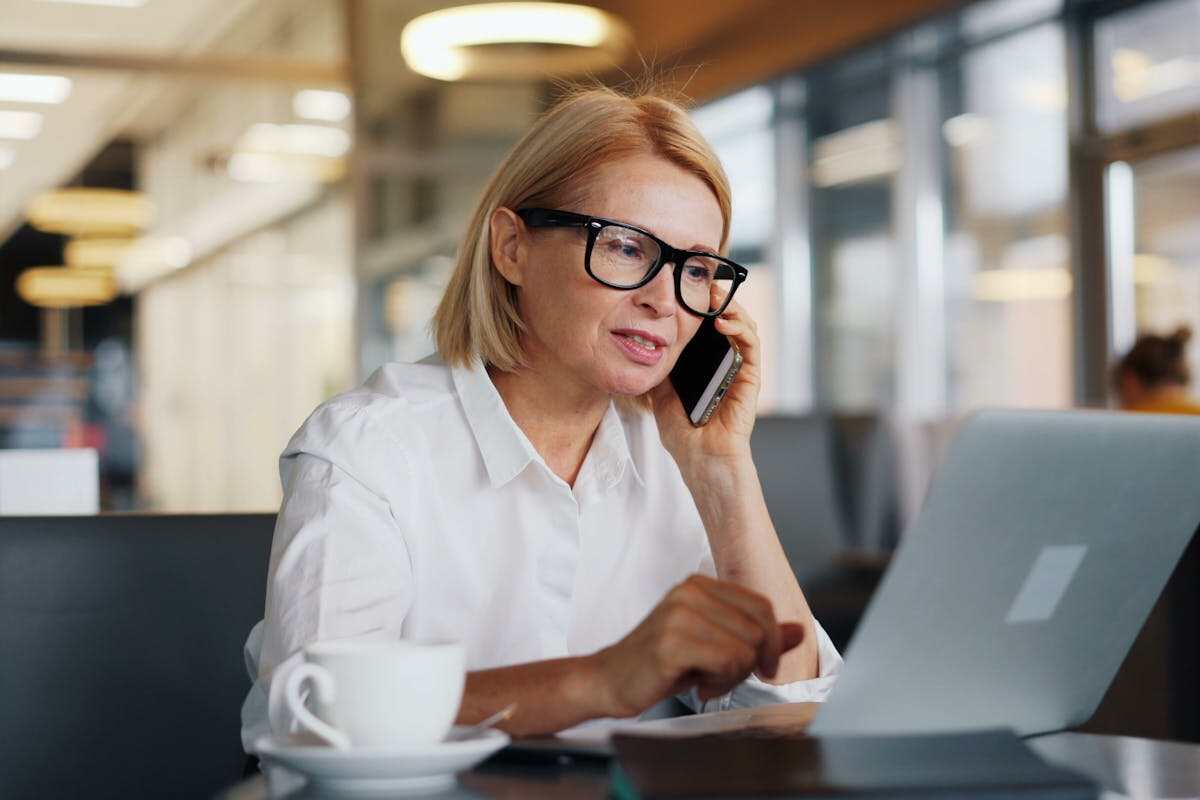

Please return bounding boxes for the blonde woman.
[241,86,841,746]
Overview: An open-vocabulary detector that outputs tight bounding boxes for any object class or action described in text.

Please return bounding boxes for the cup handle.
[268,662,352,750]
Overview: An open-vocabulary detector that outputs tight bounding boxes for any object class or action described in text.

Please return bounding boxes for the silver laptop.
[810,409,1200,737]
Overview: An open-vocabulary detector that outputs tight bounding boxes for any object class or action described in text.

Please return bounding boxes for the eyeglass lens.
[591,224,733,315]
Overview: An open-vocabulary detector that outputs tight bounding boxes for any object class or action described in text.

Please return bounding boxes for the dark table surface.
[219,729,1200,799]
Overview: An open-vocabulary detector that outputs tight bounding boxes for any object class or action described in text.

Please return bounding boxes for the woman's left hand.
[650,298,761,470]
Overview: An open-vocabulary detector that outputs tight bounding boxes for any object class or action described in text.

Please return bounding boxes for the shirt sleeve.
[682,619,843,713]
[678,552,844,714]
[242,450,414,748]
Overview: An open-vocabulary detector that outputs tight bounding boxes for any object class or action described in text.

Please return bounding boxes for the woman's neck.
[487,362,610,488]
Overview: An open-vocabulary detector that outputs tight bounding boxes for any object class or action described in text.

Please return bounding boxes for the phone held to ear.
[669,316,742,426]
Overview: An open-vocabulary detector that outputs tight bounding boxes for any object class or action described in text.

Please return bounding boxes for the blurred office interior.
[0,0,1196,515]
[1,0,1199,752]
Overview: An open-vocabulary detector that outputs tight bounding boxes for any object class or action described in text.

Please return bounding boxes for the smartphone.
[669,316,742,426]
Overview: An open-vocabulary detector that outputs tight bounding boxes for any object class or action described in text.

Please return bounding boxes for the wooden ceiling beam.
[599,0,963,101]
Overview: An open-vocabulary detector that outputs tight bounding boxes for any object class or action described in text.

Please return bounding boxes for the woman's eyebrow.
[608,214,719,255]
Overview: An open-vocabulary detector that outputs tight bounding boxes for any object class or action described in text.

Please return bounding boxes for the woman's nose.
[631,263,678,317]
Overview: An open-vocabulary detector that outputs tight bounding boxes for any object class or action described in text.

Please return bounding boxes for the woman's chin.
[602,367,664,398]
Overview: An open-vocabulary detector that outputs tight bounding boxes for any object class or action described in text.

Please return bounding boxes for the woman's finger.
[714,317,760,372]
[664,628,759,692]
[689,577,783,678]
[686,589,771,651]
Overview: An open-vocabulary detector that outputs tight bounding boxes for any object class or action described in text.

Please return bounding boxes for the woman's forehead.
[575,155,724,251]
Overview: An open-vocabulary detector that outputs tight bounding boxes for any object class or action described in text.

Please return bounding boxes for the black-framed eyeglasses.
[516,208,748,318]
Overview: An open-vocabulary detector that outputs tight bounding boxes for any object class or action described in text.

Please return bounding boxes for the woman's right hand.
[591,574,806,717]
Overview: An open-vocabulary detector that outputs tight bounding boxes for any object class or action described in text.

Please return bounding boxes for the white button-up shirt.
[241,358,841,749]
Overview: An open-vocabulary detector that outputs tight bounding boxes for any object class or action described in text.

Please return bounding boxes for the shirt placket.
[537,479,582,659]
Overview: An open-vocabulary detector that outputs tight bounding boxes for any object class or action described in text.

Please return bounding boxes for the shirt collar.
[586,401,645,491]
[451,358,644,491]
[451,359,540,488]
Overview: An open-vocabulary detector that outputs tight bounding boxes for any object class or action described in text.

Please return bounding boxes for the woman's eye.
[608,240,644,260]
[685,264,713,282]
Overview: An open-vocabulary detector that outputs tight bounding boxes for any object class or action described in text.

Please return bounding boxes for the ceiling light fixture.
[812,119,901,187]
[294,89,352,122]
[26,188,154,236]
[16,266,119,308]
[0,73,72,104]
[942,113,991,148]
[64,237,134,269]
[0,110,44,140]
[227,152,345,184]
[238,123,350,158]
[400,2,631,81]
[972,268,1073,302]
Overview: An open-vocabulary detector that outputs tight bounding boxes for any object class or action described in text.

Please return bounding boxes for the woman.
[241,86,841,747]
[1113,327,1200,415]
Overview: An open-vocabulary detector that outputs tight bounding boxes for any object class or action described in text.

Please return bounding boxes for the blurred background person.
[1113,328,1200,415]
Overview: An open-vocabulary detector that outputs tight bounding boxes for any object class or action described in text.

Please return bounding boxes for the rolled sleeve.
[684,618,843,713]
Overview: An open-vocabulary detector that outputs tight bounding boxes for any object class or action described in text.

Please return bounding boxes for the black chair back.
[0,513,274,800]
[750,415,847,582]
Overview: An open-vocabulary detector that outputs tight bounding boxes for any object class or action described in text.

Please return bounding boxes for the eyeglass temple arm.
[518,208,591,228]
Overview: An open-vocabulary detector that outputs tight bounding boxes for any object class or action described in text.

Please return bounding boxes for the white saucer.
[253,727,509,795]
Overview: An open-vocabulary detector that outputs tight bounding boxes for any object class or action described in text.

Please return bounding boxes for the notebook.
[610,728,1096,799]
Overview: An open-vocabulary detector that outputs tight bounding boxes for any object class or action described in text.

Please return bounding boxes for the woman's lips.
[612,331,665,365]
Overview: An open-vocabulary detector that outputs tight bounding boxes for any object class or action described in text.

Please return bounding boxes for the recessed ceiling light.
[972,268,1073,302]
[293,90,352,122]
[238,123,351,158]
[226,152,344,184]
[0,73,72,104]
[0,110,44,140]
[0,146,15,170]
[401,2,630,81]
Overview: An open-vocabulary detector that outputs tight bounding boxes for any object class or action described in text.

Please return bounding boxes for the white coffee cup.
[267,639,465,749]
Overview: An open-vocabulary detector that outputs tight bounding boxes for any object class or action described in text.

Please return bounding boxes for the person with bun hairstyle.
[240,83,842,749]
[1113,327,1200,415]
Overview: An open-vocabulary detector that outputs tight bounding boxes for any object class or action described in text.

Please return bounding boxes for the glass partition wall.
[697,0,1076,418]
[1092,0,1200,390]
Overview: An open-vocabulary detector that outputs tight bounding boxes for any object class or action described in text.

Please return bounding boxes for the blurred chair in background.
[750,415,846,585]
[750,414,901,651]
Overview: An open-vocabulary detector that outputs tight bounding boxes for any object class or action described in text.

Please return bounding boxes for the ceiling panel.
[0,0,236,54]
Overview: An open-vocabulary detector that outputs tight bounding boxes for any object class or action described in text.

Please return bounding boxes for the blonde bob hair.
[433,85,732,373]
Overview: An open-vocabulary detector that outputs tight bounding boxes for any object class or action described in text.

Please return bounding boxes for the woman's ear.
[489,207,526,286]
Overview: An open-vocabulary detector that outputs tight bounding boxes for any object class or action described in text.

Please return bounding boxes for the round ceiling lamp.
[64,236,135,269]
[400,2,632,82]
[16,266,119,309]
[26,188,154,237]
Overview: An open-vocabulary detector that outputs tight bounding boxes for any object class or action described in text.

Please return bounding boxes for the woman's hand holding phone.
[651,296,762,471]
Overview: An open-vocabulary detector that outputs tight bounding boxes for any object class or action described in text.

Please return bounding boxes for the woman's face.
[511,153,724,398]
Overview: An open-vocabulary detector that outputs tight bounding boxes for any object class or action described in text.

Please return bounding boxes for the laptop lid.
[810,409,1200,736]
